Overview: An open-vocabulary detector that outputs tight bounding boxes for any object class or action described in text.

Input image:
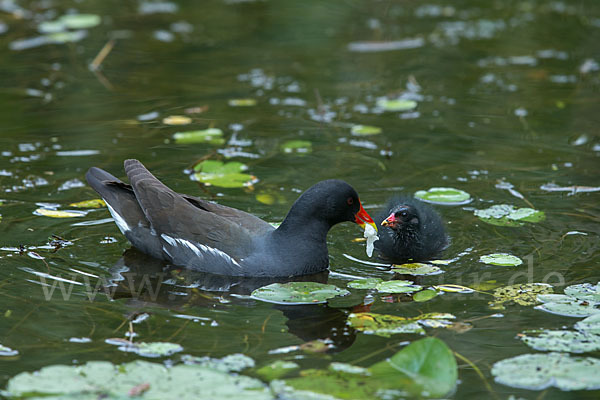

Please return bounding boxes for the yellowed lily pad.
[34,208,86,218]
[376,98,418,112]
[163,115,192,125]
[69,199,106,208]
[347,312,455,337]
[489,283,553,310]
[392,262,443,276]
[228,98,257,107]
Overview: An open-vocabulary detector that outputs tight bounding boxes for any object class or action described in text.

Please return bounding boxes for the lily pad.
[413,289,439,302]
[575,314,600,335]
[173,129,225,145]
[347,312,455,337]
[391,262,443,276]
[256,360,300,381]
[474,204,545,227]
[376,98,418,112]
[163,115,192,125]
[281,140,312,154]
[228,98,257,106]
[375,280,422,293]
[282,337,457,398]
[251,282,350,305]
[351,125,382,136]
[192,160,257,188]
[414,187,471,205]
[39,14,101,33]
[433,284,475,294]
[489,283,553,310]
[491,352,600,391]
[105,339,183,358]
[5,359,272,399]
[347,277,384,289]
[479,253,523,267]
[564,282,600,303]
[0,344,18,357]
[181,353,255,372]
[519,329,600,353]
[69,199,106,208]
[34,208,86,218]
[535,282,600,317]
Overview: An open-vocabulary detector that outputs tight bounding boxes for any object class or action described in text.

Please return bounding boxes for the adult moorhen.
[86,159,376,277]
[374,196,449,264]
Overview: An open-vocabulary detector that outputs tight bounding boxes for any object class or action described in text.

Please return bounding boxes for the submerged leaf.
[413,289,439,302]
[491,352,600,391]
[256,360,299,381]
[414,187,471,205]
[251,282,349,305]
[479,253,523,267]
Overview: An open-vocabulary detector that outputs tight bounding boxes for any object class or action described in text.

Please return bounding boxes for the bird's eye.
[400,211,408,217]
[347,197,354,206]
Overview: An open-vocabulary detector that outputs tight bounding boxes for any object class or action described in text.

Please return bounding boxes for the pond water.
[1,0,599,398]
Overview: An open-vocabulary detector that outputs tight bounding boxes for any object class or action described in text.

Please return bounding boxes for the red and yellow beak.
[354,200,377,232]
[381,212,397,227]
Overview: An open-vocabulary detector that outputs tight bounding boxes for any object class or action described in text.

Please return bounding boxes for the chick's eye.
[347,197,354,206]
[400,211,408,217]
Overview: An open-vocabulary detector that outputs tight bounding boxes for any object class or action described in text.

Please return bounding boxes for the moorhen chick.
[374,196,449,264]
[86,159,376,277]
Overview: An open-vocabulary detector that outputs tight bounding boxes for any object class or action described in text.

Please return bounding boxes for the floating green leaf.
[575,314,600,335]
[34,208,86,218]
[391,262,443,276]
[173,128,225,145]
[376,98,418,112]
[163,115,192,125]
[433,284,475,294]
[489,283,552,310]
[491,352,600,391]
[0,344,18,357]
[414,187,471,205]
[347,312,455,337]
[228,98,257,106]
[5,359,272,399]
[519,329,600,353]
[251,282,349,305]
[375,280,421,293]
[479,253,523,266]
[256,360,299,381]
[413,289,439,302]
[351,125,382,136]
[69,199,106,209]
[535,282,600,317]
[281,140,312,154]
[564,282,600,303]
[39,14,101,33]
[192,160,257,188]
[281,337,457,399]
[474,204,545,227]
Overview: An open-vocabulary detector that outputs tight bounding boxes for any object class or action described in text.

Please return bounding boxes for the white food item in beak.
[363,223,379,257]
